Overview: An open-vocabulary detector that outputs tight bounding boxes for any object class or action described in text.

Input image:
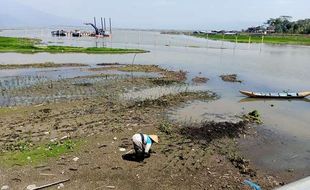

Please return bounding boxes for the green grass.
[193,33,310,45]
[0,36,147,54]
[0,140,78,166]
[159,121,173,135]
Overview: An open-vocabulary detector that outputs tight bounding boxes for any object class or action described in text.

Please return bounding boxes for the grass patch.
[117,64,165,72]
[159,121,173,135]
[0,106,29,116]
[0,62,88,69]
[0,36,147,54]
[88,64,165,72]
[0,139,78,166]
[193,33,310,46]
[89,64,187,82]
[130,91,216,108]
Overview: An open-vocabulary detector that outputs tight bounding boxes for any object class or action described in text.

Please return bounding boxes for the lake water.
[0,27,309,173]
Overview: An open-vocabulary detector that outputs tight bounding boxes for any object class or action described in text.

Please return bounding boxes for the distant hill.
[0,0,81,28]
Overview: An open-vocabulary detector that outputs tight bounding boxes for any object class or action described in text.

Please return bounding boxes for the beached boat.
[240,90,310,98]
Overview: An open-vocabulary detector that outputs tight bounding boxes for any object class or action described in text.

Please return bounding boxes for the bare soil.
[0,65,296,189]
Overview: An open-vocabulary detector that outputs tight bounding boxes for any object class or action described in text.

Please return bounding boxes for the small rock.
[44,131,50,135]
[1,185,9,190]
[98,144,107,149]
[69,167,78,171]
[11,177,21,182]
[119,148,126,152]
[111,166,123,170]
[72,157,79,162]
[26,184,36,190]
[113,137,117,141]
[106,186,115,189]
[288,168,294,173]
[57,183,64,189]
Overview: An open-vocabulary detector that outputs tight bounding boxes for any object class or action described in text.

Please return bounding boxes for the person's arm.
[144,142,152,153]
[144,136,152,153]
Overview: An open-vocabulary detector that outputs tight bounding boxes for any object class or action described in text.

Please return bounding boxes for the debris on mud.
[243,110,263,124]
[220,74,242,83]
[192,76,209,83]
[149,78,180,86]
[229,155,256,177]
[180,120,248,144]
[177,118,261,177]
[96,63,121,66]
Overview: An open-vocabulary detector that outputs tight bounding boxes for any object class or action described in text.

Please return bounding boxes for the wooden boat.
[240,90,310,98]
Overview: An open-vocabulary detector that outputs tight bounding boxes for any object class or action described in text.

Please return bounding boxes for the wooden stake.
[31,179,70,190]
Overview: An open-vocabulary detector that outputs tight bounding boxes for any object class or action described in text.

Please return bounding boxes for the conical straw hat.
[149,135,159,143]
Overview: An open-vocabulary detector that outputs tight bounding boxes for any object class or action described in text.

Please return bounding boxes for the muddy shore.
[0,64,297,189]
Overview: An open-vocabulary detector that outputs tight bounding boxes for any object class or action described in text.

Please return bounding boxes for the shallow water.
[0,28,309,172]
[122,85,207,101]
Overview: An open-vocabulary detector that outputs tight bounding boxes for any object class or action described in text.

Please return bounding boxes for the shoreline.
[0,64,300,189]
[191,33,310,46]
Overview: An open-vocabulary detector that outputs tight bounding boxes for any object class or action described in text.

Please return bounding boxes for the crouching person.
[132,133,159,161]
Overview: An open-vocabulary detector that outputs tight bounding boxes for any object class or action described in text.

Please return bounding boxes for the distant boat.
[71,30,81,37]
[240,90,310,98]
[51,30,67,37]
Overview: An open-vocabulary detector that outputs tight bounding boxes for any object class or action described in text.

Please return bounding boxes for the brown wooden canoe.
[240,90,310,98]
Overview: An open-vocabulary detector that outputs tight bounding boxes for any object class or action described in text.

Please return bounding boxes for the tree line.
[266,16,310,34]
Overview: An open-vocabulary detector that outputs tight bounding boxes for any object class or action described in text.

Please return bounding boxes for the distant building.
[193,30,239,35]
[266,26,276,33]
[246,26,266,34]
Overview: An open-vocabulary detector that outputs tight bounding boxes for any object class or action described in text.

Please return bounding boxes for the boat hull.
[240,90,310,98]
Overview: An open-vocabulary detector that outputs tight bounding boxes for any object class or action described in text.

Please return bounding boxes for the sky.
[3,0,310,30]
